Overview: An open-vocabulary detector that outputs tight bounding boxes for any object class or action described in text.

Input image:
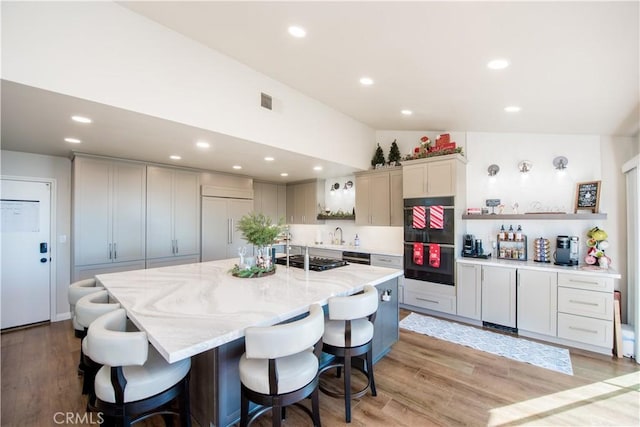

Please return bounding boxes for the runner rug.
[399,312,573,375]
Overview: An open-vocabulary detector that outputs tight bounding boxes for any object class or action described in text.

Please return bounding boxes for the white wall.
[2,1,374,170]
[1,150,72,320]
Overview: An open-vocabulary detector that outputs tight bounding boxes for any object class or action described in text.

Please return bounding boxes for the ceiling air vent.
[261,92,273,110]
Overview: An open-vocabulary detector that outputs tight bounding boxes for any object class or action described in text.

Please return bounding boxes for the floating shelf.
[462,213,607,220]
[316,214,355,220]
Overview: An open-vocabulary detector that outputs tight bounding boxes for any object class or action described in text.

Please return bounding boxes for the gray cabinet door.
[372,278,399,362]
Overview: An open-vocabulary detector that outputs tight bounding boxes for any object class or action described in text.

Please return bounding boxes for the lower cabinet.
[456,263,481,320]
[517,269,557,336]
[481,265,516,328]
[557,272,614,348]
[403,278,457,315]
[372,278,400,362]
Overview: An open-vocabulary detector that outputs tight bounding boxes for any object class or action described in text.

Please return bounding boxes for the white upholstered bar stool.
[75,290,121,397]
[68,278,104,338]
[86,308,192,427]
[319,285,379,423]
[239,304,325,427]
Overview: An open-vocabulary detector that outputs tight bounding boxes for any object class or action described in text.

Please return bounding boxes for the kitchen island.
[96,258,403,427]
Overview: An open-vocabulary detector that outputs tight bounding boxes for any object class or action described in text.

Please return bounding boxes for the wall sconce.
[343,180,353,193]
[487,164,500,177]
[518,160,533,174]
[330,182,340,194]
[553,156,568,171]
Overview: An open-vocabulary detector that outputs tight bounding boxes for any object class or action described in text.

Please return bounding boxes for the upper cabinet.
[73,156,146,268]
[286,180,324,224]
[146,166,200,262]
[355,167,403,226]
[253,182,287,223]
[402,154,466,198]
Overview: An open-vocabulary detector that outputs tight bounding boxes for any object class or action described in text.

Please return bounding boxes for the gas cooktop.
[275,255,348,271]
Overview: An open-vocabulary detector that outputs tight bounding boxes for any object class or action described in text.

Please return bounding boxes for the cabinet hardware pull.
[109,243,112,260]
[227,219,232,244]
[113,243,117,259]
[569,326,598,334]
[568,279,598,285]
[569,299,598,306]
[175,239,178,254]
[416,297,439,304]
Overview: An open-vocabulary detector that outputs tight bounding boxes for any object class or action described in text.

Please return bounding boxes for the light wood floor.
[2,310,638,426]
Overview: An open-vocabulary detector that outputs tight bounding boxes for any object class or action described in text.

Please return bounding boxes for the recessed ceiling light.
[401,110,413,116]
[313,166,322,171]
[359,77,374,86]
[232,165,242,170]
[196,141,210,148]
[64,137,81,144]
[288,26,306,38]
[280,173,289,177]
[264,156,275,161]
[504,105,521,113]
[170,155,181,160]
[71,115,92,124]
[487,59,510,70]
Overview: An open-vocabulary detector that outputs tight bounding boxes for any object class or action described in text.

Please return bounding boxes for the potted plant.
[232,212,285,277]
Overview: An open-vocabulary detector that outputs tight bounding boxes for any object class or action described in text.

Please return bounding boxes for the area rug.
[400,312,573,375]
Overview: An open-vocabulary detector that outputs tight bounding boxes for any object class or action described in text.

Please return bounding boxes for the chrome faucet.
[334,227,344,245]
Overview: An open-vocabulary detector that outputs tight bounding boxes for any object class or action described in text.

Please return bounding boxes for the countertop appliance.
[275,255,348,271]
[554,235,579,266]
[342,251,371,265]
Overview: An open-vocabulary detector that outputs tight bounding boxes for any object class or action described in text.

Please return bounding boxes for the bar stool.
[239,304,324,427]
[86,308,192,427]
[75,290,120,398]
[68,278,104,339]
[319,285,378,423]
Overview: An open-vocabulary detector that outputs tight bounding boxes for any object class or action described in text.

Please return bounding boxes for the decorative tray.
[230,265,276,278]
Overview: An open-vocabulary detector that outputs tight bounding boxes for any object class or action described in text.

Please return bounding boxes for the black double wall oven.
[403,196,455,286]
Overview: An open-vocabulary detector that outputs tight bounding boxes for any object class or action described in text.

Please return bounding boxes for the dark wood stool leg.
[366,348,377,397]
[344,354,352,423]
[311,386,322,427]
[272,404,282,427]
[240,392,249,427]
[180,377,191,427]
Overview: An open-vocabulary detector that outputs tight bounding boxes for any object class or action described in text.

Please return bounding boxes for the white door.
[1,179,51,329]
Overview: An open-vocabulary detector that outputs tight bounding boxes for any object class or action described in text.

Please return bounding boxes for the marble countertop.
[456,257,621,279]
[96,259,403,363]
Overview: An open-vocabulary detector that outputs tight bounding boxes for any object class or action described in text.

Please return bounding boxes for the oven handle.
[405,243,455,248]
[403,206,455,210]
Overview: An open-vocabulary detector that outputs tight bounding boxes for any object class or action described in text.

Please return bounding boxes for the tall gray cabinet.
[146,166,200,268]
[73,156,146,280]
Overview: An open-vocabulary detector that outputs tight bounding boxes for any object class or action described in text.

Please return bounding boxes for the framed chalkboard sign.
[575,181,601,213]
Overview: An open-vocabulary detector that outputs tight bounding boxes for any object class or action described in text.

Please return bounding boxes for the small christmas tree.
[371,143,385,168]
[388,139,401,165]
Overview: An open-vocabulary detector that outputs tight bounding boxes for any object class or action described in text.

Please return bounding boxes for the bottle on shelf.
[507,225,514,241]
[499,225,506,240]
[354,234,360,247]
[515,225,523,241]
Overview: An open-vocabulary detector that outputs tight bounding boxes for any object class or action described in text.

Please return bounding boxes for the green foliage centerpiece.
[230,212,284,278]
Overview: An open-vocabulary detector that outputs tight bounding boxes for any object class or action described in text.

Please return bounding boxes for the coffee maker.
[554,235,579,266]
[463,234,475,256]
